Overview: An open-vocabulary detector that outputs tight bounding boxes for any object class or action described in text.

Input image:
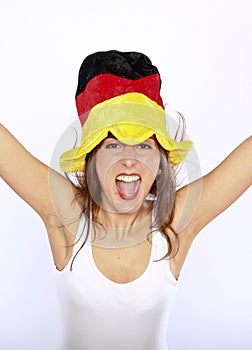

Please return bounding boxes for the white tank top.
[54,215,178,350]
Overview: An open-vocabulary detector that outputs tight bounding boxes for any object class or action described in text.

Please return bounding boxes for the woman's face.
[92,136,161,214]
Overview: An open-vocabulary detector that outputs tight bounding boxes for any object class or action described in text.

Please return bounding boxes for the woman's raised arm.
[0,124,80,223]
[178,136,252,237]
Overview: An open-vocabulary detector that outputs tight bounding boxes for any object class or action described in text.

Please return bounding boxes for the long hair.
[69,142,183,270]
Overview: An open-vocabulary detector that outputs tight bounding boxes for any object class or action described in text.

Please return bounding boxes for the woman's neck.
[92,206,153,249]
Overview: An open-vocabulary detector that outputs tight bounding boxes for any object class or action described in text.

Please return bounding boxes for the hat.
[60,50,193,172]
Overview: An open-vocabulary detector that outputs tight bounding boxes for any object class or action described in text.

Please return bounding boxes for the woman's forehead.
[104,132,157,143]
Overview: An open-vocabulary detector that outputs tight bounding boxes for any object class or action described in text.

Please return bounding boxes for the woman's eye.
[105,142,121,149]
[136,143,152,150]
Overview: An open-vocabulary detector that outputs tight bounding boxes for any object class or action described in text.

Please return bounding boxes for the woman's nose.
[119,145,137,167]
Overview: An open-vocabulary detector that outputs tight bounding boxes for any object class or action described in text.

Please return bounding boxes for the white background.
[0,0,251,349]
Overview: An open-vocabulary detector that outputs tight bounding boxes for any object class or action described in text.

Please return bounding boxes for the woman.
[1,50,251,350]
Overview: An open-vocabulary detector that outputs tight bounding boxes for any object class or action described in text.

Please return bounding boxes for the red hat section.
[76,73,164,125]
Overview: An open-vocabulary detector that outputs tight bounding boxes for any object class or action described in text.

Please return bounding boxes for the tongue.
[116,180,140,200]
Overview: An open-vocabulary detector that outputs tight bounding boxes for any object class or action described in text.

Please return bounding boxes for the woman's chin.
[100,192,144,215]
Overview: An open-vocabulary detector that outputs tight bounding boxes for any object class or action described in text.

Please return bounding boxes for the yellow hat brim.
[60,93,193,172]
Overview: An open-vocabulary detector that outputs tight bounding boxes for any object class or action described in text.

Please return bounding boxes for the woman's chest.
[91,239,152,283]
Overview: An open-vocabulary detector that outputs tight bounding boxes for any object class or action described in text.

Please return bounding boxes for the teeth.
[116,175,140,182]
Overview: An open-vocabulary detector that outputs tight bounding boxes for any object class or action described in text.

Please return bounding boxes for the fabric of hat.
[76,74,163,125]
[60,50,193,172]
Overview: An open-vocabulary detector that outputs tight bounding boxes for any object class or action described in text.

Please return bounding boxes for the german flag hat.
[60,50,193,172]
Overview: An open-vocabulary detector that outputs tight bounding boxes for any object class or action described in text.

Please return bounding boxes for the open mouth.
[115,174,141,200]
